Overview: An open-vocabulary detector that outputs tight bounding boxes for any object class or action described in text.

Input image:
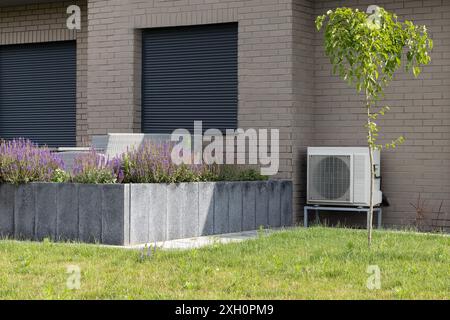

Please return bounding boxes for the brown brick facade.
[0,0,449,230]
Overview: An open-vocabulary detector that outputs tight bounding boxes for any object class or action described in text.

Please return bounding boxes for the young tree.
[315,6,433,247]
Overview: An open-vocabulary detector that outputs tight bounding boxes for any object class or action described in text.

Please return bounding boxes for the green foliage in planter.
[212,165,269,182]
[51,169,71,183]
[71,168,117,184]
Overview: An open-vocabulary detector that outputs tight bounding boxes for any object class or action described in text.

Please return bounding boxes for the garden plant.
[0,139,267,185]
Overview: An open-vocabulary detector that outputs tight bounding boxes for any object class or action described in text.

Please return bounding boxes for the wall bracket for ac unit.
[303,205,382,229]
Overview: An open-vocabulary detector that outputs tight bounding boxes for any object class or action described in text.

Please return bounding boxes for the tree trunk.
[368,146,375,248]
[366,90,374,248]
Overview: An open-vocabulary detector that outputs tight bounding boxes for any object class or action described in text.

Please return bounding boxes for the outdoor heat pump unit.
[307,147,382,207]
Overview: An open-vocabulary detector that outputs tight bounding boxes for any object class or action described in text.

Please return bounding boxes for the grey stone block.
[56,183,79,241]
[214,182,229,234]
[0,180,292,246]
[182,183,199,239]
[0,184,15,238]
[281,181,293,226]
[228,182,243,233]
[199,182,214,236]
[255,182,269,229]
[242,182,256,231]
[268,180,281,228]
[167,184,183,240]
[148,184,167,242]
[78,184,102,243]
[14,184,35,240]
[35,183,57,241]
[129,184,150,244]
[123,184,130,245]
[102,184,126,245]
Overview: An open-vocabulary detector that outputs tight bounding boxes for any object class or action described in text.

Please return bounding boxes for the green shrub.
[72,168,117,184]
[213,165,269,182]
[51,169,71,183]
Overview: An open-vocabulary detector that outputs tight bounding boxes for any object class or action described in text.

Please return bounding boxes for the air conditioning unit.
[307,147,382,207]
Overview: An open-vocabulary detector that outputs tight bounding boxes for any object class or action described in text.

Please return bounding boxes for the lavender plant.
[121,141,270,183]
[0,139,268,185]
[122,141,214,183]
[72,148,123,184]
[0,139,65,184]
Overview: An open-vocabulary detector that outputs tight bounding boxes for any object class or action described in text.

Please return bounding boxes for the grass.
[0,227,448,299]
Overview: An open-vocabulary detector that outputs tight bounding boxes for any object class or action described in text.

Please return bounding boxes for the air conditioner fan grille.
[309,155,351,202]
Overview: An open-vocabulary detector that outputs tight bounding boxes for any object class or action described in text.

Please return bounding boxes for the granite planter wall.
[0,180,293,245]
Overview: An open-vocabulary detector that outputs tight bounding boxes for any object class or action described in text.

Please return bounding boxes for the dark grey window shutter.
[142,23,238,134]
[0,41,76,147]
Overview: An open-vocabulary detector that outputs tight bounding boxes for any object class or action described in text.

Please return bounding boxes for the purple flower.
[0,138,65,184]
[71,148,123,184]
[120,140,213,183]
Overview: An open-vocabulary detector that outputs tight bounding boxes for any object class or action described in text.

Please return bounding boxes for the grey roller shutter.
[142,23,238,134]
[0,41,76,147]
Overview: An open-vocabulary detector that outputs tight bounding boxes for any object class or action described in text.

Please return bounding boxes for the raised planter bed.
[0,180,292,245]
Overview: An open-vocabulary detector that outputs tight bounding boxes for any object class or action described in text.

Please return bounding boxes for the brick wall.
[0,0,89,146]
[314,0,450,230]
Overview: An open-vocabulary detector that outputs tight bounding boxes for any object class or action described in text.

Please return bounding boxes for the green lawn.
[0,227,448,299]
